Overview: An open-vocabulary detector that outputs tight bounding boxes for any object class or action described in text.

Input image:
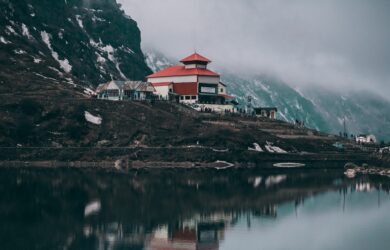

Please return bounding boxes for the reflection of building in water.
[147,223,221,250]
[146,213,234,250]
[252,205,278,218]
[82,222,146,249]
[355,182,373,192]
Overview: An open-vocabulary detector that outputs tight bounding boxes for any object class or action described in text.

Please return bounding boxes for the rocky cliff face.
[0,0,151,95]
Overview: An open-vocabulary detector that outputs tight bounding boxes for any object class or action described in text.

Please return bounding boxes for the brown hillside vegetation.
[0,96,378,164]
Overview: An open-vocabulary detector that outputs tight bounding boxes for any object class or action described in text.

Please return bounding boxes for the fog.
[118,0,390,97]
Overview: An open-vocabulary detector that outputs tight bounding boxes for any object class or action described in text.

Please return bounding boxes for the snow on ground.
[215,161,235,169]
[21,23,32,39]
[48,66,64,76]
[101,45,115,61]
[14,49,26,55]
[83,87,96,96]
[265,145,275,153]
[6,25,18,36]
[248,143,264,152]
[89,39,128,77]
[41,31,72,73]
[32,57,41,63]
[0,36,10,44]
[115,61,127,79]
[84,111,102,125]
[255,80,272,95]
[75,15,84,29]
[119,45,134,54]
[95,52,106,63]
[253,177,262,188]
[33,73,60,82]
[84,200,101,217]
[90,39,115,61]
[270,146,288,153]
[265,175,287,187]
[66,78,76,86]
[98,43,126,78]
[91,14,106,23]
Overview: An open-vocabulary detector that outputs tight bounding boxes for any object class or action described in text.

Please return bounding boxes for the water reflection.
[1,168,390,249]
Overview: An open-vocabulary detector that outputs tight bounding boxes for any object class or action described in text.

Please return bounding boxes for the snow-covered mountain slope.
[145,50,390,141]
[0,0,151,94]
[301,87,390,141]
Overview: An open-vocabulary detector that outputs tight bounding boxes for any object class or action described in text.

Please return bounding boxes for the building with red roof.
[147,53,237,112]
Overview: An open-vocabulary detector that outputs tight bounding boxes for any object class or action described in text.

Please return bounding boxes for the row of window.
[180,96,197,100]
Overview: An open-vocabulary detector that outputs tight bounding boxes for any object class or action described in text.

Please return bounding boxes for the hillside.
[145,50,390,142]
[0,0,151,95]
[0,1,385,166]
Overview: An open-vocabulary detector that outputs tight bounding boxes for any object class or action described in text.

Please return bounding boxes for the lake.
[0,167,389,250]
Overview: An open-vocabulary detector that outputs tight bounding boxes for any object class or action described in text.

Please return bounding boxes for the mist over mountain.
[120,0,390,100]
[1,0,389,143]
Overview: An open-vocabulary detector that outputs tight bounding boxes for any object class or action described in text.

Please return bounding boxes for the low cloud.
[119,0,390,98]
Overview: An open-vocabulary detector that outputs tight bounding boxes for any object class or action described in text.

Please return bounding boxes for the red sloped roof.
[147,66,219,78]
[180,53,211,63]
[173,82,198,96]
[151,82,172,87]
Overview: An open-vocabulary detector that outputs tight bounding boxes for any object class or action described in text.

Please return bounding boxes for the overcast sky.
[118,0,390,97]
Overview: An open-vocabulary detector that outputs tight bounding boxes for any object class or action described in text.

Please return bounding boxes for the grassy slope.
[0,93,377,163]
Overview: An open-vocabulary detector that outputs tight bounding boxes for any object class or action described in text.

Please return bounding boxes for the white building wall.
[98,81,122,100]
[198,76,220,84]
[218,83,226,94]
[180,96,198,104]
[199,104,235,113]
[148,75,197,83]
[154,86,171,99]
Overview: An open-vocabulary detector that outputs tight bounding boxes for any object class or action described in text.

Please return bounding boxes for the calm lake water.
[1,167,390,250]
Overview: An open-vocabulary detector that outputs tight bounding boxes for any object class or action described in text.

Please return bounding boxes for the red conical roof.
[180,53,211,63]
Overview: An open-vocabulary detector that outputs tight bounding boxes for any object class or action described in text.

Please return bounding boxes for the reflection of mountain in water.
[1,168,390,249]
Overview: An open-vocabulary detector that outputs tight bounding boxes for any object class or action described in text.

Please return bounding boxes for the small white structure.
[356,134,377,144]
[151,82,173,100]
[254,107,278,119]
[96,81,155,101]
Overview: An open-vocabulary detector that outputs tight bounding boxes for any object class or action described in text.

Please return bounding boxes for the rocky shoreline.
[344,162,390,178]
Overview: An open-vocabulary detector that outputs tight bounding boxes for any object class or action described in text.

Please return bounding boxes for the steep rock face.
[221,74,331,132]
[0,0,151,94]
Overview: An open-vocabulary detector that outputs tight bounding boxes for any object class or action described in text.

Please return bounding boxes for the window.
[191,96,197,100]
[169,88,172,92]
[220,88,224,93]
[185,96,191,100]
[107,89,119,97]
[180,96,184,100]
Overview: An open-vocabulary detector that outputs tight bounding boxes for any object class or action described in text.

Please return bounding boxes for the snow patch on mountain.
[85,111,102,125]
[75,15,84,29]
[0,36,10,44]
[40,31,72,73]
[6,25,18,36]
[21,23,32,39]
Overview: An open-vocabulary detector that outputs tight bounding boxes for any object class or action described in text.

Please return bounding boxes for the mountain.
[145,50,390,142]
[0,0,151,94]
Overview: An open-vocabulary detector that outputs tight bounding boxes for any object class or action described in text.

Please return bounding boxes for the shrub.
[19,99,42,116]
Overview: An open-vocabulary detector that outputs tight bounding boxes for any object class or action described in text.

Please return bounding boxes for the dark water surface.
[1,167,390,250]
